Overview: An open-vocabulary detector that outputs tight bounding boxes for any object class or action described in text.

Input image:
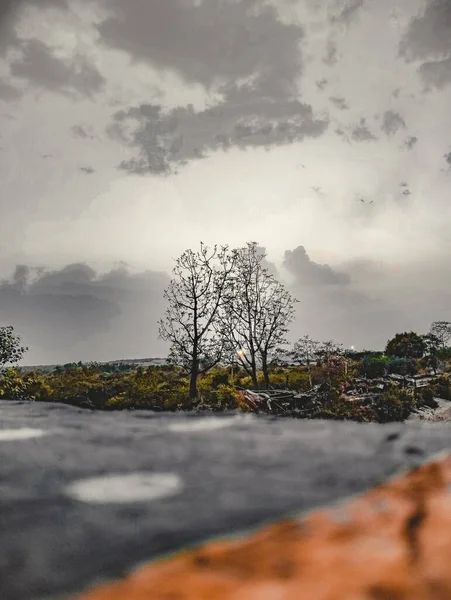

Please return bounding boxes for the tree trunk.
[306,360,313,388]
[189,357,199,402]
[261,352,270,390]
[250,356,258,389]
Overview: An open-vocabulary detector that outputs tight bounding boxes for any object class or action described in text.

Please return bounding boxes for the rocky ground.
[408,398,451,423]
[1,399,451,600]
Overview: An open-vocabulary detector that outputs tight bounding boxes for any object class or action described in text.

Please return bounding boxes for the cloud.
[350,118,377,142]
[399,0,451,89]
[9,39,106,97]
[96,0,303,93]
[329,96,348,110]
[71,124,95,140]
[282,246,351,286]
[381,110,406,137]
[419,55,451,90]
[330,0,366,25]
[0,0,68,53]
[324,39,338,65]
[99,0,330,174]
[404,135,418,150]
[0,262,169,364]
[279,248,405,350]
[80,166,95,174]
[111,97,329,175]
[0,80,22,101]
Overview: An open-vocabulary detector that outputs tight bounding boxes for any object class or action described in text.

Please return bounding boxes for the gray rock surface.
[1,400,451,600]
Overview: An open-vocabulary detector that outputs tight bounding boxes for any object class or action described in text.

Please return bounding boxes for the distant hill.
[19,357,169,373]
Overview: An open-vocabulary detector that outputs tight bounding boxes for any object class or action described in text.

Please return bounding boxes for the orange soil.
[72,455,451,600]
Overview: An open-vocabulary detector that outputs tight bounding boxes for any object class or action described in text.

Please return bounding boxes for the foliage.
[371,385,416,423]
[313,398,377,423]
[387,357,417,376]
[0,326,28,370]
[415,386,438,409]
[430,374,451,400]
[359,355,390,379]
[385,331,425,359]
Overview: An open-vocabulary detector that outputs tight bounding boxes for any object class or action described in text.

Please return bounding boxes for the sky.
[0,0,450,364]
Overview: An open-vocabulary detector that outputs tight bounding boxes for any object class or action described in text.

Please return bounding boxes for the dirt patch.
[71,454,451,600]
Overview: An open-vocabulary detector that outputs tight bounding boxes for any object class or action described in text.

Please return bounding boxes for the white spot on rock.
[64,472,183,504]
[0,428,47,441]
[168,416,241,432]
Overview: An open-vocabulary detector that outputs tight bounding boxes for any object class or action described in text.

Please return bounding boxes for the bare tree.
[315,340,345,383]
[220,242,297,389]
[158,243,236,402]
[290,335,320,387]
[429,321,451,350]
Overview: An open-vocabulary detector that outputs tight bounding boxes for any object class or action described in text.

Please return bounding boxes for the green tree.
[385,331,425,359]
[0,325,28,371]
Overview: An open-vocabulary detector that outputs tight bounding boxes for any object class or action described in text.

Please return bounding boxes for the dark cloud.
[329,96,348,110]
[400,0,451,61]
[399,0,451,89]
[316,78,328,91]
[9,39,105,97]
[97,0,303,94]
[102,0,330,174]
[282,246,350,287]
[280,250,405,350]
[79,166,95,174]
[71,125,95,140]
[324,39,338,65]
[381,110,406,137]
[351,118,377,142]
[0,0,68,54]
[419,55,451,90]
[0,80,22,101]
[0,262,169,364]
[404,135,418,150]
[330,0,366,25]
[110,95,328,175]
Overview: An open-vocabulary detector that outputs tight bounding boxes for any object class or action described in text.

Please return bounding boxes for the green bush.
[359,356,389,379]
[415,386,438,409]
[387,357,417,376]
[371,385,416,422]
[430,375,451,400]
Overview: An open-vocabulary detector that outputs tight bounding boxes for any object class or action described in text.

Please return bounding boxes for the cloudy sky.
[0,0,450,364]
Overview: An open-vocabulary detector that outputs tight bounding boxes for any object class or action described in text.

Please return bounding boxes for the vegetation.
[0,326,27,370]
[1,240,451,426]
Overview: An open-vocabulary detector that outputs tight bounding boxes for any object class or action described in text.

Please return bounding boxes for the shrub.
[430,375,451,400]
[371,385,416,423]
[359,356,389,379]
[0,367,30,400]
[387,357,417,376]
[415,386,438,409]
